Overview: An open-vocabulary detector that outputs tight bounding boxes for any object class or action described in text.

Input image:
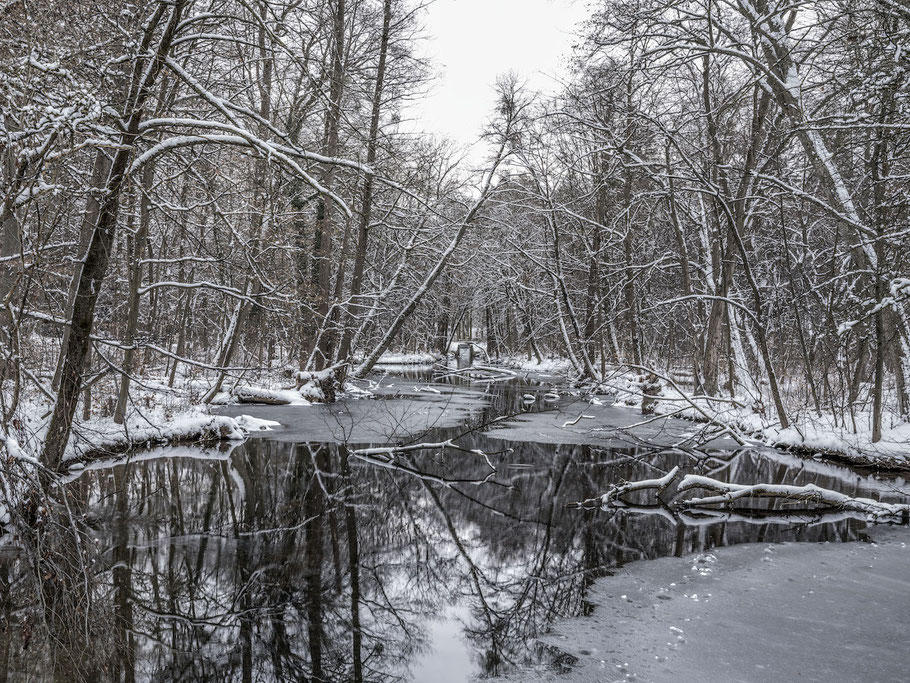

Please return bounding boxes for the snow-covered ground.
[65,408,280,463]
[6,391,281,468]
[2,364,353,467]
[762,420,910,469]
[515,529,910,682]
[571,366,910,469]
[466,357,909,468]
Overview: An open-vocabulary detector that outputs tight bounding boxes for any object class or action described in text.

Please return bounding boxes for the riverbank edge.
[498,356,910,471]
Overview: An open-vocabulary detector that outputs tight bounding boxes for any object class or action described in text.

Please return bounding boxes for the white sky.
[409,0,588,166]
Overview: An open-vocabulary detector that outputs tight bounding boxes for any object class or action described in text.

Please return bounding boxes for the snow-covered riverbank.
[6,393,280,470]
[518,529,910,683]
[2,367,345,469]
[495,356,910,469]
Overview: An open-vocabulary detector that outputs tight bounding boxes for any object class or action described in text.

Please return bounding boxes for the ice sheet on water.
[518,529,910,683]
[217,380,489,443]
[484,396,742,449]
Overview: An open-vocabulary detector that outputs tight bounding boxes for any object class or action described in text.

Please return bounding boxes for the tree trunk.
[41,1,186,471]
[309,0,347,368]
[114,164,154,423]
[337,0,392,363]
[53,151,111,390]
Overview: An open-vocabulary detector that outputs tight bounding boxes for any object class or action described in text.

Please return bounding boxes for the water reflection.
[1,381,898,681]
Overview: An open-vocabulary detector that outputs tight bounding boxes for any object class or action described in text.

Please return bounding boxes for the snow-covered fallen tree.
[571,467,910,525]
[208,365,349,405]
[676,475,909,522]
[212,385,312,406]
[68,413,278,463]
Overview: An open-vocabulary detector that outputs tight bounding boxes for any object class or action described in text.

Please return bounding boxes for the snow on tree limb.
[572,468,910,525]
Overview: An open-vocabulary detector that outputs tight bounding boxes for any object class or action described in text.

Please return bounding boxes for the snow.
[362,362,438,375]
[213,367,373,405]
[343,381,375,397]
[65,410,252,462]
[762,420,910,470]
[211,385,313,406]
[370,351,440,365]
[1,362,296,469]
[521,529,910,683]
[231,414,281,432]
[579,365,910,469]
[588,468,910,523]
[783,64,802,99]
[891,277,910,300]
[598,466,679,506]
[443,358,909,468]
[502,355,574,374]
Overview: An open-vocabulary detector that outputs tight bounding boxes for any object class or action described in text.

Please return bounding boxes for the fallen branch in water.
[562,413,595,427]
[433,365,518,384]
[350,439,501,472]
[677,475,908,522]
[599,466,680,505]
[569,468,910,525]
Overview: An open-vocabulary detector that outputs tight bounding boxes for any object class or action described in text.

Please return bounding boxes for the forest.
[0,0,909,679]
[1,0,909,466]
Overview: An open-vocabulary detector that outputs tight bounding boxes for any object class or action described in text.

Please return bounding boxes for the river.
[7,370,909,680]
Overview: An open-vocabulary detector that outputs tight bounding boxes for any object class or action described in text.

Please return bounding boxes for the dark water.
[4,373,907,681]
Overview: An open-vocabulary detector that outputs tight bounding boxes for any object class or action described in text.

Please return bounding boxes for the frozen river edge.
[520,528,909,683]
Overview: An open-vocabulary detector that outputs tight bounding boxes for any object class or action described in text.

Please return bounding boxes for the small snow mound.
[232,415,281,432]
[343,382,374,398]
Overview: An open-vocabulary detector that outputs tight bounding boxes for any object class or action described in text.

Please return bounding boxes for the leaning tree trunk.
[52,151,111,391]
[41,1,186,471]
[353,139,508,378]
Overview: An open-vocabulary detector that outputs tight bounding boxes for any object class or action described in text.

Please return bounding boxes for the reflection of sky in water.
[410,606,477,682]
[19,374,908,681]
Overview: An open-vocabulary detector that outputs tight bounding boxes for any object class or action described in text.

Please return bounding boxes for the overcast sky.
[409,0,588,166]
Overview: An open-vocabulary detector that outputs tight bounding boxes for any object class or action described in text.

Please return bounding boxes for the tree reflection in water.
[1,387,885,682]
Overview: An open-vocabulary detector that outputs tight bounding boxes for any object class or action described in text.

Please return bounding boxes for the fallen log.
[569,467,910,525]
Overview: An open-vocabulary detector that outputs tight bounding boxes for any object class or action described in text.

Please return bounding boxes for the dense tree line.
[0,0,515,467]
[462,0,910,440]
